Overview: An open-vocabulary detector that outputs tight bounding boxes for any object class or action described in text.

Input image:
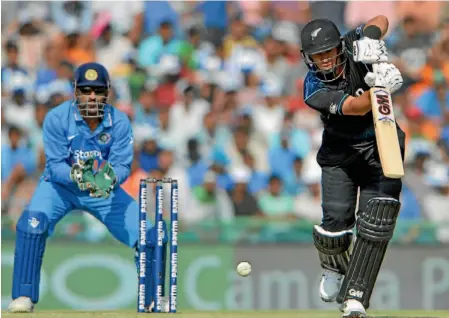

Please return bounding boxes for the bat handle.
[371,63,383,88]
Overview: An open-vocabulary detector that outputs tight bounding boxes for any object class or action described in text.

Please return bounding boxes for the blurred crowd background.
[1,1,449,244]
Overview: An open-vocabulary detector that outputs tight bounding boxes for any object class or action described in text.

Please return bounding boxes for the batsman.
[8,62,168,313]
[300,16,405,317]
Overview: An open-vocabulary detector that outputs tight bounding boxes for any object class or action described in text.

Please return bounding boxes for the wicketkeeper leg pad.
[12,210,49,304]
[337,197,401,309]
[313,225,353,275]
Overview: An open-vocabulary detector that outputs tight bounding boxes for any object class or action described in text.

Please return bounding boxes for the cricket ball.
[236,261,252,277]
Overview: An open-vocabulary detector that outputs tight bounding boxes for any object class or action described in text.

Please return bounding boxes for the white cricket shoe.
[319,269,343,302]
[341,299,367,318]
[8,297,34,313]
[148,296,170,312]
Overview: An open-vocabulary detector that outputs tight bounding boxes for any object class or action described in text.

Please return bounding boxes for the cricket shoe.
[341,299,367,318]
[319,269,343,302]
[8,297,34,313]
[148,296,170,312]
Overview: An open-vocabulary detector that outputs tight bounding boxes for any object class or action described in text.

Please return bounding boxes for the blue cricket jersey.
[41,100,134,189]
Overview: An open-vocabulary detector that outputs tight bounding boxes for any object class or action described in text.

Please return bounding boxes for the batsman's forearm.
[341,91,372,116]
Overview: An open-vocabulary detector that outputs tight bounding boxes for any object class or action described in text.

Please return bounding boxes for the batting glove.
[353,37,388,64]
[364,62,403,93]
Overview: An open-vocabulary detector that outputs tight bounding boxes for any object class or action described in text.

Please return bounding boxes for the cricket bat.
[370,64,404,179]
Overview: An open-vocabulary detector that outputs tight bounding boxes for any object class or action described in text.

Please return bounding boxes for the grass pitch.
[2,310,449,318]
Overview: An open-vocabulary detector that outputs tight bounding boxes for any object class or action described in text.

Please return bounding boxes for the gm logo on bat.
[374,89,395,124]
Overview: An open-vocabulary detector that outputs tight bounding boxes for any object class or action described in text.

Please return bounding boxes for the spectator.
[28,103,50,165]
[222,125,268,174]
[91,1,144,46]
[35,43,62,91]
[3,77,35,133]
[178,26,204,71]
[143,1,180,37]
[252,74,285,146]
[293,155,323,223]
[196,111,228,159]
[95,23,134,73]
[269,111,312,159]
[36,60,74,104]
[268,130,296,179]
[422,164,449,242]
[133,84,159,128]
[189,171,234,225]
[195,1,230,46]
[169,84,210,147]
[1,41,28,97]
[139,138,162,173]
[284,156,306,196]
[258,175,295,219]
[1,126,37,210]
[138,20,182,68]
[223,16,258,59]
[416,72,449,121]
[51,1,92,35]
[228,165,260,217]
[389,16,434,81]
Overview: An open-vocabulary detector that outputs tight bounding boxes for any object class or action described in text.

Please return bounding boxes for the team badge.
[85,69,98,81]
[311,28,322,41]
[98,132,111,144]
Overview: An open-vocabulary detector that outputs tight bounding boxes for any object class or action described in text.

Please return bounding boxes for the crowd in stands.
[1,1,448,242]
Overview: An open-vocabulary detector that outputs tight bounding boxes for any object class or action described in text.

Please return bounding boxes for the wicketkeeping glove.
[353,37,388,64]
[70,157,96,191]
[89,162,117,199]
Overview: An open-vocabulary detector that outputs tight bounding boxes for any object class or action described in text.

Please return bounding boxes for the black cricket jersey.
[303,25,403,166]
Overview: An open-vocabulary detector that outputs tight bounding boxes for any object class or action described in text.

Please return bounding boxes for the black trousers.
[319,142,403,232]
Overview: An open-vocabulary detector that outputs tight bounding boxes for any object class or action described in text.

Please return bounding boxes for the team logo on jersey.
[98,132,111,144]
[311,28,322,40]
[85,69,98,81]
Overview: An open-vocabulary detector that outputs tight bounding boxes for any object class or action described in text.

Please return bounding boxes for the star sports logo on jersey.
[73,149,103,162]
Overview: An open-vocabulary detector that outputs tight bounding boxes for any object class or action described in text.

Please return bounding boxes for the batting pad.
[313,225,353,275]
[12,211,49,303]
[337,197,401,309]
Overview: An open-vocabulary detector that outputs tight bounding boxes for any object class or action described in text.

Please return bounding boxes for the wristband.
[363,25,382,40]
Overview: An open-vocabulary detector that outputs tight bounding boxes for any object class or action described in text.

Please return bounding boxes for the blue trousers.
[26,179,145,247]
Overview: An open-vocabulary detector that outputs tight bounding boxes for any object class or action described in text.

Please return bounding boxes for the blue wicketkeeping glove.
[89,162,117,199]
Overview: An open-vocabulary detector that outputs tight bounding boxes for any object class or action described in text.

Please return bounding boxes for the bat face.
[372,88,396,125]
[370,86,404,179]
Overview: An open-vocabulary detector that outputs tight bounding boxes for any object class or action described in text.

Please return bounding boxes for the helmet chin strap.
[317,62,347,83]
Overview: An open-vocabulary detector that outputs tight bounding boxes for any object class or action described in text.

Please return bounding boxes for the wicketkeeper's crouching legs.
[134,222,168,311]
[11,210,49,310]
[337,197,401,309]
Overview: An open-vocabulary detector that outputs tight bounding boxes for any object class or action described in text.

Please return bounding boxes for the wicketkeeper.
[8,62,168,313]
[300,16,405,317]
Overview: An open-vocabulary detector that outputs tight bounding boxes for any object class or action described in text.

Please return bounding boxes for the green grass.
[2,310,449,318]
